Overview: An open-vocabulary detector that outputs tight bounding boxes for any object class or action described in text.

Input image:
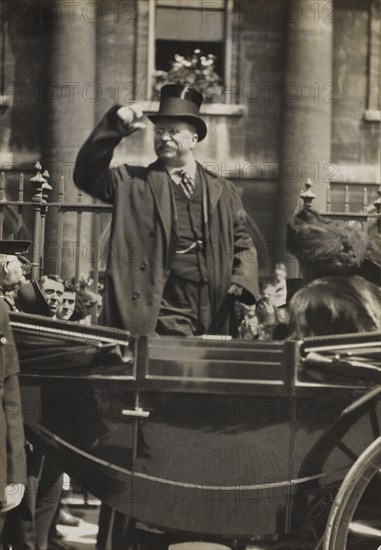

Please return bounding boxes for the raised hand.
[116,105,146,135]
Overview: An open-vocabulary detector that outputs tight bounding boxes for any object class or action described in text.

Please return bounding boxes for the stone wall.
[1,0,379,278]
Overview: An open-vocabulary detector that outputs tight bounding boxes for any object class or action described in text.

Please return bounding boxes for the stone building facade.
[1,0,379,278]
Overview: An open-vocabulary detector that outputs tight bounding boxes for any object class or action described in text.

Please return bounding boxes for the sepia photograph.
[0,1,380,549]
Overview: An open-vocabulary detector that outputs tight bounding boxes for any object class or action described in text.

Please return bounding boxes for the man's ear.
[191,133,198,148]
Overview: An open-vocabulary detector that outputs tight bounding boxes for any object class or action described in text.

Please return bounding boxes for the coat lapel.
[197,162,223,217]
[146,161,173,253]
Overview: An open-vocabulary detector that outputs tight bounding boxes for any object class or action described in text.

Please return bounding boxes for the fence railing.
[299,178,381,232]
[0,162,113,286]
[1,165,380,288]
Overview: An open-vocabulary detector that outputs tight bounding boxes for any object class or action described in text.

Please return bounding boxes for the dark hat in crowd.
[0,240,31,255]
[287,208,369,280]
[15,280,50,316]
[148,84,207,141]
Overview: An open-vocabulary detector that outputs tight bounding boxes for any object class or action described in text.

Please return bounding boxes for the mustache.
[156,143,176,150]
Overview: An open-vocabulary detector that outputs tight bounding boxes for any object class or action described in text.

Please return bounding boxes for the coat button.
[140,261,148,271]
[132,291,140,300]
[150,229,156,237]
[0,336,7,345]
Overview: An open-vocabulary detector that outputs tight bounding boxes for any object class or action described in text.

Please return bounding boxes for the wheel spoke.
[349,521,381,539]
[336,440,359,462]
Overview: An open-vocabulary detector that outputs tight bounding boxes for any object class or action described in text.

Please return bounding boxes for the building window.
[145,0,235,103]
[155,0,225,74]
[365,0,380,120]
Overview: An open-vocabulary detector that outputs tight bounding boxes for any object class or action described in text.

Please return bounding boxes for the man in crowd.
[38,275,65,320]
[0,296,26,534]
[74,84,259,338]
[56,282,77,321]
[3,274,73,550]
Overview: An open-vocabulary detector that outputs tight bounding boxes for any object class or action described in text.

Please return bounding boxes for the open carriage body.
[10,311,381,548]
[3,165,380,546]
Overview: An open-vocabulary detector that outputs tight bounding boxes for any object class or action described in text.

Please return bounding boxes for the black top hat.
[0,240,31,255]
[148,84,207,141]
[15,280,50,316]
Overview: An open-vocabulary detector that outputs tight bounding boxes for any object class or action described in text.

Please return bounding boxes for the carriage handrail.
[303,350,381,383]
[302,331,381,354]
[9,310,131,347]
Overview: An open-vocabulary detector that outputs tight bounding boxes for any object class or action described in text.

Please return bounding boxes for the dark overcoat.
[0,301,27,506]
[74,106,259,335]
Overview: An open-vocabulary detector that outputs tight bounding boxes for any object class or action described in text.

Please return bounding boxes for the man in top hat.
[74,84,259,337]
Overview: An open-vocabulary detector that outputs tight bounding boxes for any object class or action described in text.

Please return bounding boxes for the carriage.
[10,310,381,549]
[3,166,381,548]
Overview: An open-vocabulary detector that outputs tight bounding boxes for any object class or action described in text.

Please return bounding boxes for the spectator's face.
[40,279,64,317]
[275,267,286,282]
[154,118,198,167]
[57,290,76,320]
[263,285,275,300]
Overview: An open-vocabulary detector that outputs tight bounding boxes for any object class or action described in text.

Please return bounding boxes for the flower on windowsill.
[153,49,224,103]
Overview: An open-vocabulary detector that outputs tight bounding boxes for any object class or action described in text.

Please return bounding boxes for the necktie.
[174,169,195,199]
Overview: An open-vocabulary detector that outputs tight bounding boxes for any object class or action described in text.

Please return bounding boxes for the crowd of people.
[1,83,380,549]
[0,258,102,325]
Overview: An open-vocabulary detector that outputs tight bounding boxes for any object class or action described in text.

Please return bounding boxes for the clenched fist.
[116,105,146,135]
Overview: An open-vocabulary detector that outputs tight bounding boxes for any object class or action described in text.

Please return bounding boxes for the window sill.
[137,100,246,117]
[364,109,380,122]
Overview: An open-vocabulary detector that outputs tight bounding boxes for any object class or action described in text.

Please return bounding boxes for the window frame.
[144,0,235,103]
[364,0,380,121]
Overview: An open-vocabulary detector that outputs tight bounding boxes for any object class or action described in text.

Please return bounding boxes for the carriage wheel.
[323,436,381,549]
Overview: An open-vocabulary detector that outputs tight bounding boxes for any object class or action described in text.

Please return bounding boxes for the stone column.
[278,0,333,275]
[42,0,97,278]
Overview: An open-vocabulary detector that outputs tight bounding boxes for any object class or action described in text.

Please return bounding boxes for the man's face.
[263,285,275,301]
[40,278,64,317]
[275,267,286,282]
[154,118,198,167]
[57,290,76,320]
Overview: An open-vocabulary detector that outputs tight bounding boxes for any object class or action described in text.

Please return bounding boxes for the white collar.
[167,158,197,180]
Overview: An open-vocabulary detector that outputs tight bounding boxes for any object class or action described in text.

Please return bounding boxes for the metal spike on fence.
[58,176,64,205]
[344,185,349,213]
[326,183,332,212]
[374,186,381,214]
[300,178,316,209]
[42,170,52,191]
[19,173,24,200]
[374,186,381,234]
[16,173,25,234]
[362,187,368,213]
[30,162,47,201]
[30,162,48,278]
[0,171,5,201]
[0,172,4,240]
